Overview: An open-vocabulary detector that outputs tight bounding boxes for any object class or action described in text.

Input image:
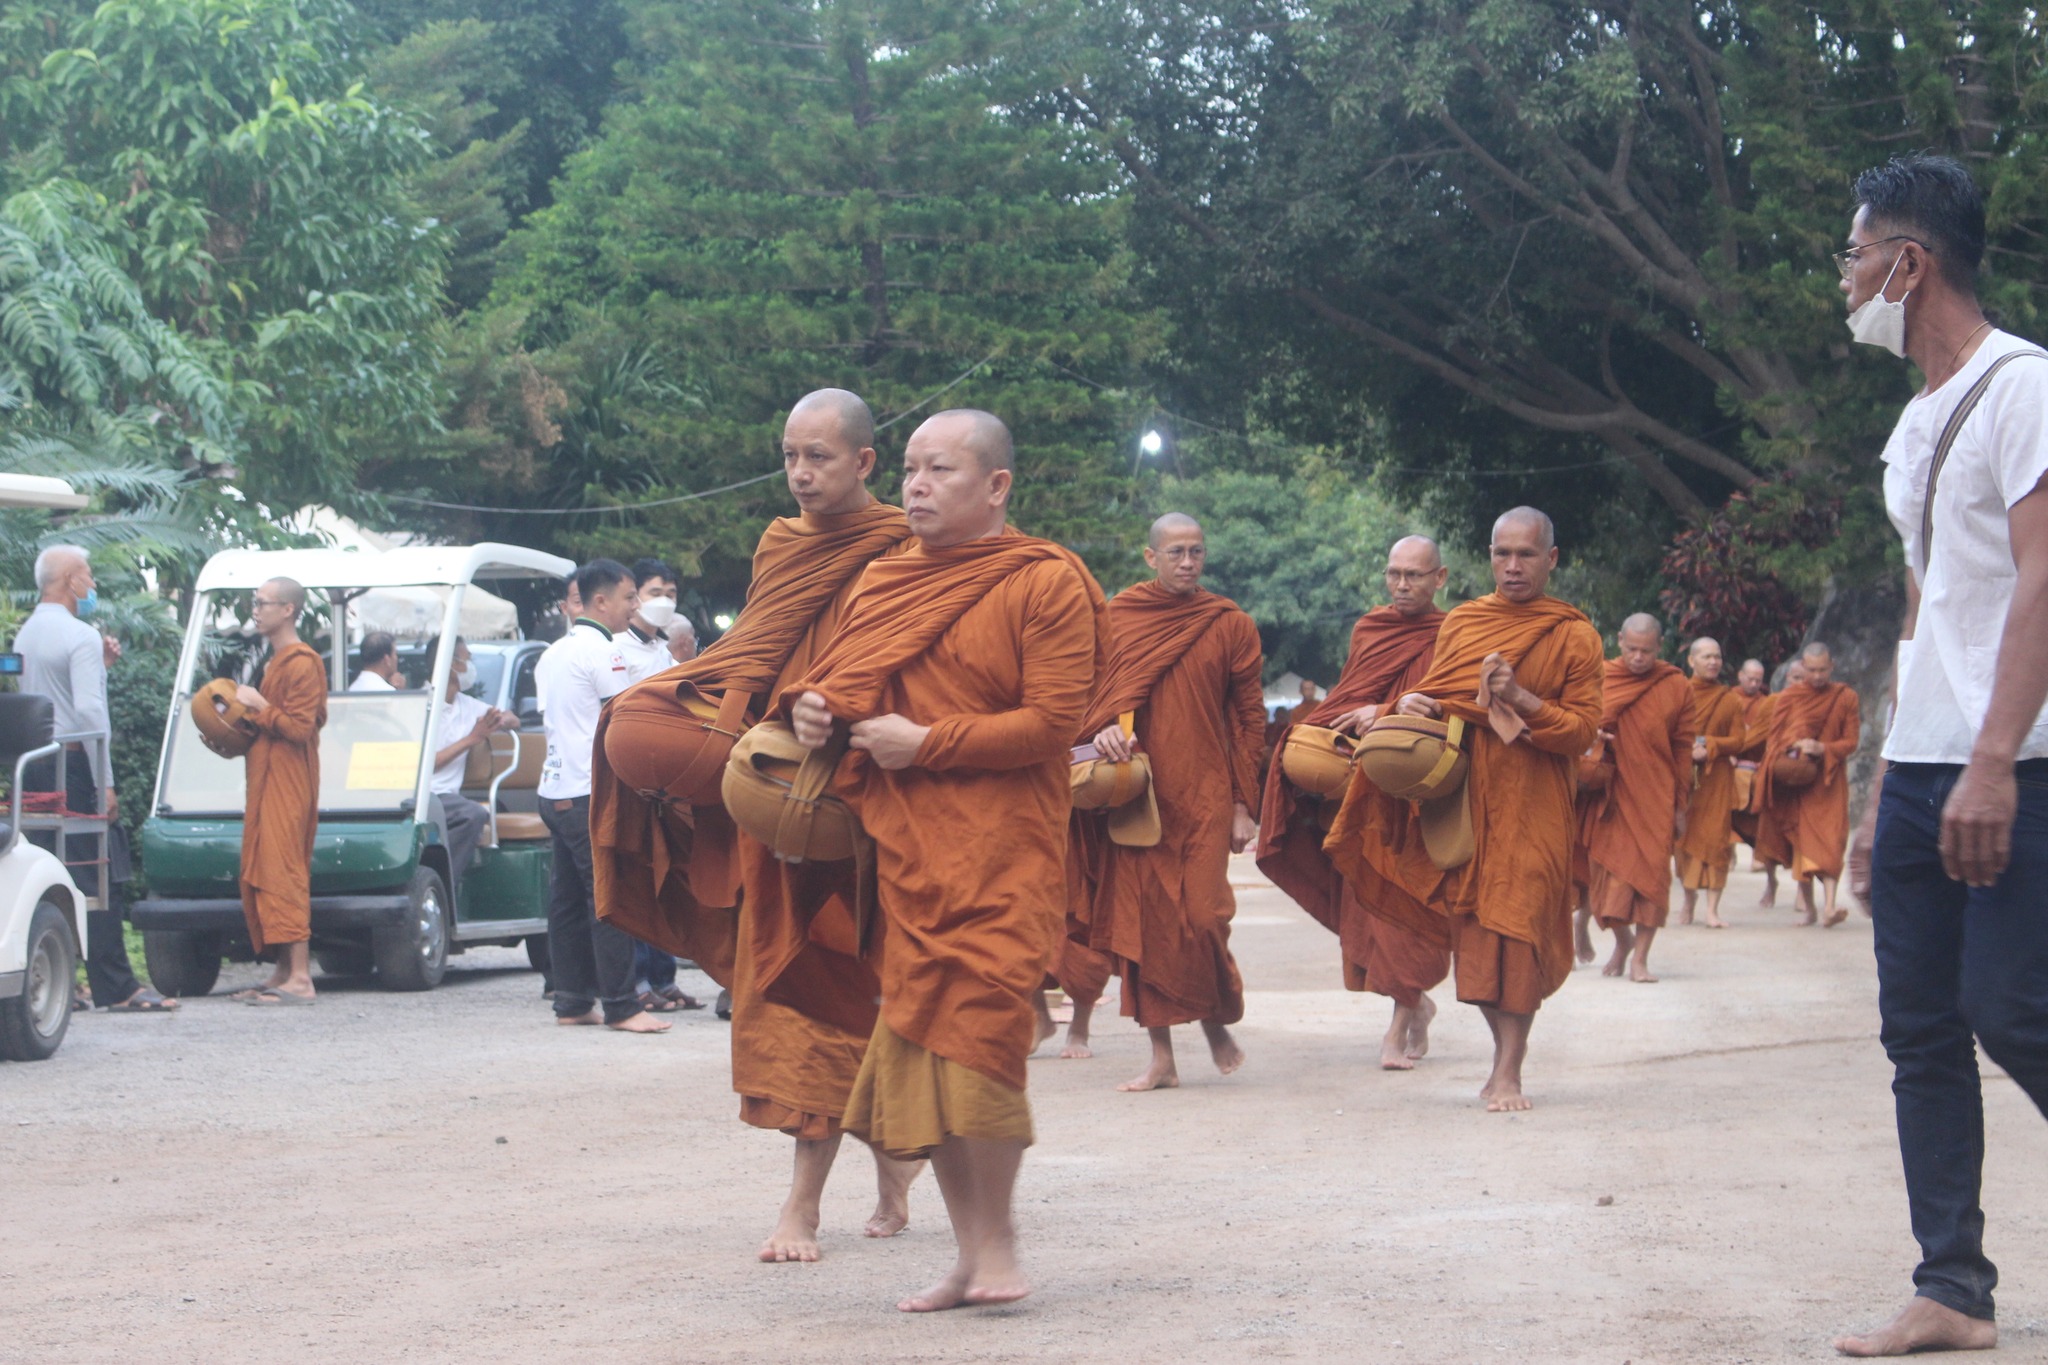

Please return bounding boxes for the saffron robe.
[1325,593,1603,1013]
[240,642,327,952]
[1755,681,1862,881]
[1582,660,1693,929]
[1732,691,1778,849]
[1256,606,1449,1005]
[1075,581,1264,1029]
[1677,676,1747,891]
[779,530,1110,1098]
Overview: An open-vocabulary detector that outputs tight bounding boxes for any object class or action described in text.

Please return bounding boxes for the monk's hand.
[791,691,835,749]
[1332,705,1379,736]
[1795,738,1825,760]
[1396,693,1442,719]
[234,684,268,713]
[850,713,930,770]
[1940,757,2017,888]
[1093,725,1136,763]
[1229,802,1257,854]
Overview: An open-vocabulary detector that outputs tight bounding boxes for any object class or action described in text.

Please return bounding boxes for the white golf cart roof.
[0,473,88,511]
[193,543,574,592]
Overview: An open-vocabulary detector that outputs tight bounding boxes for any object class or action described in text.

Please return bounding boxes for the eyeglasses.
[251,597,285,610]
[1833,235,1925,280]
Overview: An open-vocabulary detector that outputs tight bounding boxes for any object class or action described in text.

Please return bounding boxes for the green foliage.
[107,638,181,851]
[423,0,1159,613]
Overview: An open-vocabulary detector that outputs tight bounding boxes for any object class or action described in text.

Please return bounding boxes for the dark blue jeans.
[635,942,677,994]
[1871,759,2048,1322]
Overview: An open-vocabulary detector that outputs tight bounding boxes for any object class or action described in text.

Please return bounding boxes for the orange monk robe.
[1756,681,1862,881]
[1256,606,1449,1006]
[1731,691,1778,849]
[1327,594,1603,1013]
[590,503,912,1138]
[1074,581,1264,1029]
[1677,677,1747,891]
[1583,660,1693,929]
[239,642,327,954]
[779,531,1109,1155]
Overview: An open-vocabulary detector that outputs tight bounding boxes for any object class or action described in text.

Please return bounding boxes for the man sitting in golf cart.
[423,635,516,898]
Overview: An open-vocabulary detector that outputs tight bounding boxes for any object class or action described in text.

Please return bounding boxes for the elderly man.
[1830,154,2048,1359]
[350,632,404,691]
[1677,638,1748,930]
[1261,535,1451,1071]
[787,408,1108,1311]
[233,577,328,1006]
[13,546,173,1011]
[1329,508,1602,1111]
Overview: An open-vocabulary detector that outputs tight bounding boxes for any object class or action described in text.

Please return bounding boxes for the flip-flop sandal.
[107,989,180,1011]
[637,991,679,1013]
[72,988,93,1011]
[242,988,316,1007]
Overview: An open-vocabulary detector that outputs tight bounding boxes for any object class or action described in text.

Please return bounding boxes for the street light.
[714,613,734,630]
[1140,429,1164,457]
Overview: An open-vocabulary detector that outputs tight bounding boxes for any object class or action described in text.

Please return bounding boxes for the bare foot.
[866,1155,919,1238]
[759,1209,822,1263]
[1678,894,1696,926]
[1405,994,1436,1061]
[1834,1296,1996,1356]
[1704,913,1728,929]
[1630,965,1659,983]
[1380,1008,1415,1071]
[899,1265,973,1313]
[1031,992,1057,1052]
[963,1257,1032,1307]
[1203,1021,1244,1076]
[1798,906,1819,926]
[1574,908,1596,964]
[1058,1033,1094,1060]
[1760,876,1778,910]
[555,1010,602,1026]
[1601,945,1628,978]
[607,1011,672,1033]
[1483,1080,1533,1112]
[1824,908,1849,928]
[1118,1059,1180,1092]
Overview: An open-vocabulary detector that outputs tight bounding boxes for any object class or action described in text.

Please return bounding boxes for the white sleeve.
[1992,368,2048,509]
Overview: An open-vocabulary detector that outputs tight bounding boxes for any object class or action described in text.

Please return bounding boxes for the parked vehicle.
[131,544,573,994]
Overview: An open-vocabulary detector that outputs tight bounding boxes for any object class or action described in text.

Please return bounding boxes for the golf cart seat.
[467,729,550,843]
[0,695,57,847]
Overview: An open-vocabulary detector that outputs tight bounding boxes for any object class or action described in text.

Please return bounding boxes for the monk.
[1756,642,1862,926]
[589,389,921,1262]
[1582,615,1693,983]
[1328,507,1602,1111]
[1677,637,1747,929]
[1736,658,1794,906]
[787,408,1109,1312]
[231,576,328,1006]
[1072,513,1264,1093]
[1729,657,1771,853]
[1256,535,1450,1070]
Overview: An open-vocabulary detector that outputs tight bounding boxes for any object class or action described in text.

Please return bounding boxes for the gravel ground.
[4,857,2046,1364]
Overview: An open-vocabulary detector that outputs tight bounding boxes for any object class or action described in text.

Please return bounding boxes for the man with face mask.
[620,558,686,682]
[1833,156,2048,1358]
[422,636,514,899]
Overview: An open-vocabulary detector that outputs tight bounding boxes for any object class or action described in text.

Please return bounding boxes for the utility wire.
[382,352,999,517]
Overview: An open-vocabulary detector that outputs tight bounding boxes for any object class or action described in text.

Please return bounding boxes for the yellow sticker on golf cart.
[346,741,421,791]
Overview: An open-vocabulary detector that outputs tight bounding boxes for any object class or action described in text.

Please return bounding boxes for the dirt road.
[4,859,2044,1363]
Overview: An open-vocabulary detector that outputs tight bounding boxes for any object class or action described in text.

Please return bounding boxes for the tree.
[429,0,1159,613]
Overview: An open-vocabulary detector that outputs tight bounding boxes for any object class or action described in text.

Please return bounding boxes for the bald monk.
[1329,508,1602,1111]
[1736,658,1794,906]
[1581,615,1693,984]
[1257,535,1450,1070]
[1072,513,1264,1093]
[590,389,920,1262]
[787,408,1109,1312]
[231,576,328,1006]
[1677,637,1747,930]
[1756,642,1862,926]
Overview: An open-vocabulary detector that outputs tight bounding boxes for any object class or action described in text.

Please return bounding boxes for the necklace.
[1950,319,1991,371]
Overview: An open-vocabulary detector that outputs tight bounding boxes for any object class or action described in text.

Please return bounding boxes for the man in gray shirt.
[14,545,176,1010]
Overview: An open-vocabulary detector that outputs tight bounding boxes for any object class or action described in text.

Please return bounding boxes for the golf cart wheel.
[374,866,449,992]
[0,899,76,1062]
[314,942,377,979]
[141,929,223,999]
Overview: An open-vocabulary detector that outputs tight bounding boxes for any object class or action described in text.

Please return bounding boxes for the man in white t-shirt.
[618,557,689,683]
[535,560,670,1035]
[424,636,514,900]
[350,632,404,690]
[1832,156,2048,1359]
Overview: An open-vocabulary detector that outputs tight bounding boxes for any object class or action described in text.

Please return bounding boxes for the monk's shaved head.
[1493,506,1556,551]
[926,408,1013,475]
[1801,641,1833,665]
[1388,534,1442,569]
[1384,534,1447,617]
[1689,637,1720,661]
[1621,612,1663,639]
[1799,641,1834,689]
[1688,636,1724,682]
[1618,613,1663,675]
[262,576,306,615]
[1148,512,1202,550]
[787,388,875,449]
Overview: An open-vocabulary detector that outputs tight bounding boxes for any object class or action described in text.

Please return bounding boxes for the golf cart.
[131,543,574,995]
[0,472,94,1061]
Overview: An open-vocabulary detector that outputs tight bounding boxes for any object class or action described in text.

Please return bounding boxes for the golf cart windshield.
[159,692,431,817]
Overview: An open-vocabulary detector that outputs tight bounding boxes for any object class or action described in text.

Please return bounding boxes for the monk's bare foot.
[1380,1009,1415,1071]
[1574,908,1596,964]
[607,1011,672,1033]
[1824,908,1849,928]
[1485,1083,1533,1112]
[898,1265,973,1313]
[555,1009,602,1026]
[759,1209,822,1263]
[1799,906,1819,926]
[1760,876,1778,909]
[1202,1021,1244,1076]
[1601,944,1628,977]
[1834,1297,1996,1356]
[962,1247,1032,1307]
[866,1154,919,1238]
[1678,894,1696,926]
[1704,913,1728,929]
[1118,1059,1179,1092]
[1031,992,1057,1052]
[1630,964,1659,983]
[1058,1032,1093,1060]
[1405,994,1436,1061]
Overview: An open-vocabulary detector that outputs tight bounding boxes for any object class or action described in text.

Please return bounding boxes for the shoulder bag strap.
[1922,349,2048,566]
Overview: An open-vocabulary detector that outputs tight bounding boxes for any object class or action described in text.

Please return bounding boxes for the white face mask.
[636,596,678,633]
[455,662,477,692]
[1846,250,1910,358]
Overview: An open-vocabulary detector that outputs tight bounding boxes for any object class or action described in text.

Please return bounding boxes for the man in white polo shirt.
[535,559,669,1034]
[1832,156,2048,1359]
[423,635,514,899]
[350,632,404,690]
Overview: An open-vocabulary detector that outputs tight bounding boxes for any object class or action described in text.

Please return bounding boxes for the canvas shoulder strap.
[1922,348,2048,566]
